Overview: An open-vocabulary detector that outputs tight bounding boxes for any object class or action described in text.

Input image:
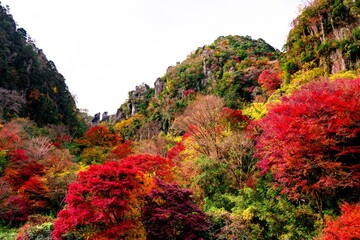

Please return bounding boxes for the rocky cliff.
[282,0,359,76]
[115,83,153,122]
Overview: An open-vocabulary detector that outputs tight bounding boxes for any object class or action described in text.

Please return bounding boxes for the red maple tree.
[52,160,143,239]
[257,68,282,92]
[141,178,210,239]
[255,79,360,203]
[52,154,175,239]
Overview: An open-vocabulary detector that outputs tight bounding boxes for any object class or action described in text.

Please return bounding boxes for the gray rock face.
[129,83,150,100]
[101,111,110,122]
[154,78,164,99]
[115,83,151,122]
[114,108,123,122]
[330,49,346,74]
[91,112,100,125]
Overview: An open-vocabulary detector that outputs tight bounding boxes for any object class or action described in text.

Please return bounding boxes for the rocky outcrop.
[284,0,359,76]
[330,49,347,74]
[115,83,152,121]
[91,112,100,125]
[154,78,164,99]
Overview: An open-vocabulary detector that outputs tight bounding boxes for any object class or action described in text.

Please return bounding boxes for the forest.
[0,0,359,239]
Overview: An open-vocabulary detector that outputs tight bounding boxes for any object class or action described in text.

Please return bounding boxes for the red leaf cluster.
[221,107,249,130]
[167,141,185,162]
[0,120,80,227]
[120,154,175,182]
[52,161,141,239]
[77,125,121,147]
[9,148,28,162]
[255,79,360,200]
[0,179,28,225]
[4,151,45,191]
[52,134,72,149]
[110,140,133,159]
[258,69,282,92]
[0,122,23,150]
[18,176,50,213]
[319,202,360,240]
[184,89,195,96]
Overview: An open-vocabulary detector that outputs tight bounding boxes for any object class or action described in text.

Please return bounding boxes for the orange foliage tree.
[77,125,121,147]
[318,202,360,240]
[110,140,133,159]
[172,95,225,159]
[171,95,254,189]
[18,176,50,213]
[75,125,125,164]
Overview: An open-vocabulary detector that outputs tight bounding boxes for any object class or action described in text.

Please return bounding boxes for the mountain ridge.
[0,4,84,133]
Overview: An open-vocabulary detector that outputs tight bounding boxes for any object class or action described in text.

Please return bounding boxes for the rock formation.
[115,83,151,121]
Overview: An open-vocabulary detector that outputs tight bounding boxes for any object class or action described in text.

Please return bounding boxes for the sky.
[2,0,303,116]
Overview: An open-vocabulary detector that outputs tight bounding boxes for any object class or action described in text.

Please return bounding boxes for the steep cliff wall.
[282,0,359,76]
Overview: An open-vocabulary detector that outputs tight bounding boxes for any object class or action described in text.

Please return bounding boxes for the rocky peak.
[129,83,150,99]
[115,83,152,121]
[154,78,164,99]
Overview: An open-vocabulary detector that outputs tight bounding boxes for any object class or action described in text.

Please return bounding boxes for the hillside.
[115,35,279,139]
[0,0,359,239]
[114,0,359,142]
[0,5,83,132]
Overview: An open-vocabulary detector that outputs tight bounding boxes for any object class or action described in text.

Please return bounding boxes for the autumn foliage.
[221,107,249,130]
[18,176,50,213]
[119,154,174,182]
[141,178,210,239]
[52,154,175,239]
[52,160,144,239]
[257,68,282,92]
[3,153,45,191]
[76,125,121,147]
[15,215,53,240]
[0,119,79,226]
[75,125,125,164]
[255,78,360,202]
[0,179,28,225]
[1,2,360,237]
[319,202,360,240]
[110,140,133,159]
[167,141,185,162]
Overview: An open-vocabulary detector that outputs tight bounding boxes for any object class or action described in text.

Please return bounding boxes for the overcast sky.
[2,0,303,116]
